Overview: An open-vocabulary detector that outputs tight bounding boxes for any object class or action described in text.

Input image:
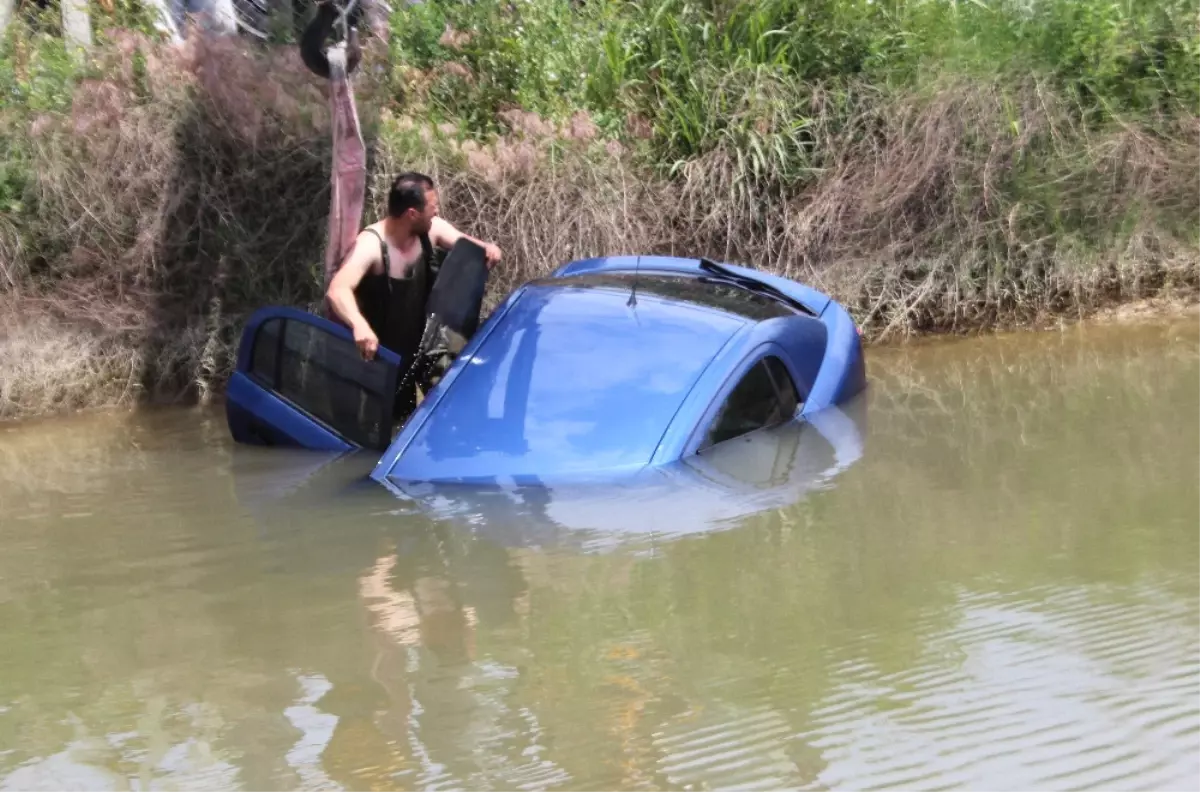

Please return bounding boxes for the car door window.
[764,355,799,416]
[700,355,800,450]
[246,316,398,450]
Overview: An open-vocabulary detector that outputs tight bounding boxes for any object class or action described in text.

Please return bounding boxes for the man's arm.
[429,216,502,266]
[326,231,382,359]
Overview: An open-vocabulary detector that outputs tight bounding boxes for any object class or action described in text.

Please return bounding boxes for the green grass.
[390,0,1199,144]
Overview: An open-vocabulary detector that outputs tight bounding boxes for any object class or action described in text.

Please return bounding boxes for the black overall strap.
[363,226,433,302]
[362,227,395,327]
[418,232,436,301]
[362,227,390,279]
[359,227,435,359]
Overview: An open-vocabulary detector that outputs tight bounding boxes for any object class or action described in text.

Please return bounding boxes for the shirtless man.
[326,171,501,416]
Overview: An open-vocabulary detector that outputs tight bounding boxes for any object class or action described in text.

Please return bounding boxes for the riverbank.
[1,1,1196,421]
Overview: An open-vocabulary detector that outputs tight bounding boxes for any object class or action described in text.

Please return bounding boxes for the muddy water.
[1,318,1197,791]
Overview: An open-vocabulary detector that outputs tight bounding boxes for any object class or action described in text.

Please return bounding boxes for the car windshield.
[380,282,748,482]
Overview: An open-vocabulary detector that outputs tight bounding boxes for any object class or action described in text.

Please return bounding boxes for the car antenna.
[627,255,641,308]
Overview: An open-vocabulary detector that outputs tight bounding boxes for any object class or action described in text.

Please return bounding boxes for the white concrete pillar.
[199,0,239,35]
[141,0,240,44]
[0,0,15,40]
[61,0,94,51]
[141,0,185,42]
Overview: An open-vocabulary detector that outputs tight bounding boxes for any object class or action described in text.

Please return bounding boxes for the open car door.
[225,240,489,453]
[225,306,405,452]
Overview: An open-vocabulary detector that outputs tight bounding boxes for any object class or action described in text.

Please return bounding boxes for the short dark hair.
[387,171,435,218]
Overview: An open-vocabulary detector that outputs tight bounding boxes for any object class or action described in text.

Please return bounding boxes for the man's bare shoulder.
[359,226,390,262]
[358,222,387,246]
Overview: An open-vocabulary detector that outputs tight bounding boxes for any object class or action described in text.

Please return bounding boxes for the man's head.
[386,171,438,236]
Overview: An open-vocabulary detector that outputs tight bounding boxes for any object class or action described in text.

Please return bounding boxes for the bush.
[1,15,341,415]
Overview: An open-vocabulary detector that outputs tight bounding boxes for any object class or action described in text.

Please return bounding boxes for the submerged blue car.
[226,255,866,488]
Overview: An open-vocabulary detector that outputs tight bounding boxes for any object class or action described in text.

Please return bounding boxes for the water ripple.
[653,705,805,790]
[797,578,1200,791]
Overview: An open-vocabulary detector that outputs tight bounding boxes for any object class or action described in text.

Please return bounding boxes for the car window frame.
[691,349,804,454]
[236,306,406,451]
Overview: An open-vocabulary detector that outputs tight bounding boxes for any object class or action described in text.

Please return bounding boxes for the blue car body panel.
[647,320,828,465]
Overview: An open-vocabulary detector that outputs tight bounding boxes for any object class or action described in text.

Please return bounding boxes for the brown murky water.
[1,318,1197,791]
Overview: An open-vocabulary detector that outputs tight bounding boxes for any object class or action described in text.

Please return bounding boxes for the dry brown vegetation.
[1,30,1196,421]
[387,84,1199,320]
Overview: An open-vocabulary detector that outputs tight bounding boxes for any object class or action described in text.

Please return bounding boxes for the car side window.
[244,314,398,450]
[249,317,283,389]
[700,355,800,450]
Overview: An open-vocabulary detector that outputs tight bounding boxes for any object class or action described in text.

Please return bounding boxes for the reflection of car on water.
[227,254,866,488]
[231,394,866,547]
[389,395,867,547]
[227,252,868,540]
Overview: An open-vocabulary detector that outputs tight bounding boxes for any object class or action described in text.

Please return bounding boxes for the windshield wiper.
[697,258,815,316]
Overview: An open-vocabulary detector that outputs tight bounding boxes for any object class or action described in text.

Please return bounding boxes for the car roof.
[379,274,763,483]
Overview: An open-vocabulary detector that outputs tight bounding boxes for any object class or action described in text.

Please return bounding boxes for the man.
[326,171,501,416]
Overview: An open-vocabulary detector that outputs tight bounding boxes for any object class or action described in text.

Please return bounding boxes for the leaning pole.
[300,1,368,318]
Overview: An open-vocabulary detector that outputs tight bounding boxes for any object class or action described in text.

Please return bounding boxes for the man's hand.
[354,322,379,361]
[483,242,502,268]
[430,216,501,268]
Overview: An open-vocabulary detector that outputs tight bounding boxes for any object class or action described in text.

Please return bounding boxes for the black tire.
[299,0,363,78]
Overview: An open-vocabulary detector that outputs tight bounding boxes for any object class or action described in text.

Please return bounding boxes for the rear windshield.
[541,271,800,321]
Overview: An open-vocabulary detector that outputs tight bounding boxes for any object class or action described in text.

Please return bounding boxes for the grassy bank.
[1,0,1197,420]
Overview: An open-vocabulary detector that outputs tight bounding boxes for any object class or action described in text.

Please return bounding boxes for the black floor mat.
[423,237,490,356]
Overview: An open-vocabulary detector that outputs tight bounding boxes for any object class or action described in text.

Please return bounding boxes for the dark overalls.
[352,228,437,420]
